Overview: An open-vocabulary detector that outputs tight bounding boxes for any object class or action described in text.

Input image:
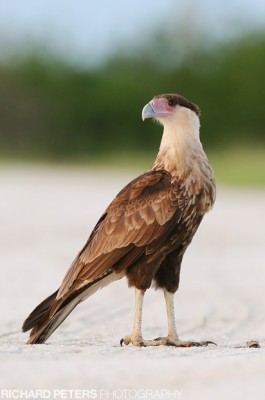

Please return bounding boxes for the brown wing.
[57,170,180,299]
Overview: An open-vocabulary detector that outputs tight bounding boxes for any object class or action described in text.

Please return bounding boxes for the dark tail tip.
[22,290,58,333]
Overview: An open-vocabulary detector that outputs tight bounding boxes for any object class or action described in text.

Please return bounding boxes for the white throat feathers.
[153,106,215,200]
[155,107,203,172]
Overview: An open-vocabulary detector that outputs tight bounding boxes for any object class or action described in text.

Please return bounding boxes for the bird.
[22,93,216,347]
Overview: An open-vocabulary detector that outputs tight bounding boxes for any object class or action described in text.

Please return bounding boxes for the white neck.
[154,107,205,175]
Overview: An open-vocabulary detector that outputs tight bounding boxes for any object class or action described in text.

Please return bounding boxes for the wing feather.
[57,170,180,299]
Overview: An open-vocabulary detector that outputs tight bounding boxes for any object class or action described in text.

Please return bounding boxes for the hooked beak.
[142,103,156,121]
[142,97,172,121]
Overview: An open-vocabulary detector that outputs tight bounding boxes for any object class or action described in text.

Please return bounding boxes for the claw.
[200,340,217,346]
[120,335,145,347]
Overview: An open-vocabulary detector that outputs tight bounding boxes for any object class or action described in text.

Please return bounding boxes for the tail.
[22,289,81,344]
[22,271,121,344]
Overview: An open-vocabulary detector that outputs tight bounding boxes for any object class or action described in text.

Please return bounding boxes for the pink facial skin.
[149,97,173,117]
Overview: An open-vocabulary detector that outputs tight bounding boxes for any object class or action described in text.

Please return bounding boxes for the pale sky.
[0,0,264,64]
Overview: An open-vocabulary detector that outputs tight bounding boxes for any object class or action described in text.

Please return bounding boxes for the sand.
[0,165,264,400]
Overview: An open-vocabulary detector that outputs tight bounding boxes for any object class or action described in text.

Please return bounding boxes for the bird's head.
[142,94,203,169]
[141,94,213,188]
[142,94,201,128]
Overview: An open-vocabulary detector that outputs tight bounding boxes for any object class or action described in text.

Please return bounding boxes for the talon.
[201,340,217,346]
[120,336,131,346]
[120,335,145,347]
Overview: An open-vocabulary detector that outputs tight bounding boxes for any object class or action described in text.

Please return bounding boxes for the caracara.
[23,94,216,347]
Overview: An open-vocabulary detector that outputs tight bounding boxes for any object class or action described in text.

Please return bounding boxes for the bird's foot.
[120,335,146,347]
[120,335,217,347]
[150,336,217,347]
[120,335,163,347]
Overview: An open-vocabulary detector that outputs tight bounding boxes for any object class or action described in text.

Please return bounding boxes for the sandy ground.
[0,164,265,400]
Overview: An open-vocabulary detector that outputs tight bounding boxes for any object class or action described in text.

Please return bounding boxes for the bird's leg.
[120,288,216,347]
[120,288,146,346]
[120,288,168,347]
[152,289,217,347]
[163,289,179,342]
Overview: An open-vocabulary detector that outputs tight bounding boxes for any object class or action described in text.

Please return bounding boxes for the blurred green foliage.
[0,31,265,162]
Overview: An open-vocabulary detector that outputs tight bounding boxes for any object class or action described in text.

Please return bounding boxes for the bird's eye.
[168,99,177,107]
